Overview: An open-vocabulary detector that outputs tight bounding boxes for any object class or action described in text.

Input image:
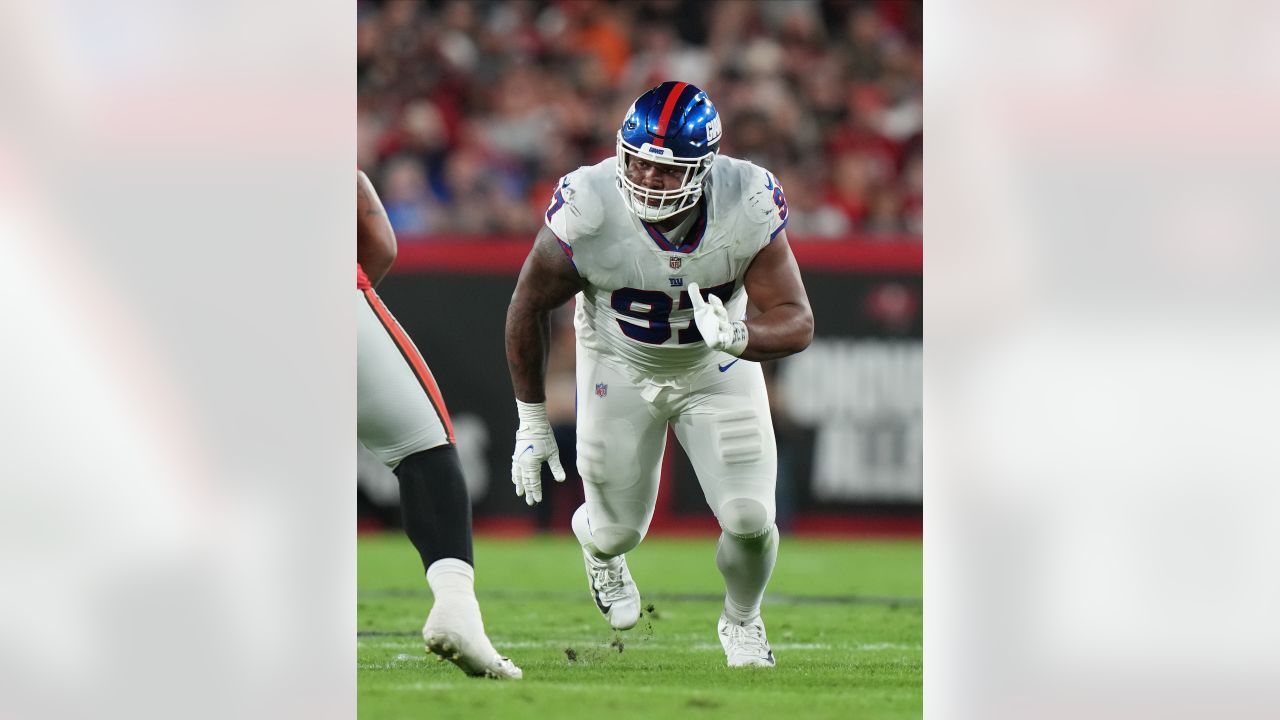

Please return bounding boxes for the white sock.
[423,558,499,662]
[426,558,477,605]
[716,524,779,623]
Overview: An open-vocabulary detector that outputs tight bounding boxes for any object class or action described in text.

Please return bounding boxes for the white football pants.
[573,345,777,556]
[356,286,454,468]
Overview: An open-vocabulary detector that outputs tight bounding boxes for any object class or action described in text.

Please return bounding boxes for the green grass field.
[358,533,921,719]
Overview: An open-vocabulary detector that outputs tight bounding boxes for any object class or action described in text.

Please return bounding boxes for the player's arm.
[737,230,813,361]
[356,170,396,287]
[505,225,585,505]
[689,230,813,361]
[506,225,586,403]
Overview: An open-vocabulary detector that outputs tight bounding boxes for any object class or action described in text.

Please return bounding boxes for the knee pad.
[590,526,642,557]
[717,498,773,539]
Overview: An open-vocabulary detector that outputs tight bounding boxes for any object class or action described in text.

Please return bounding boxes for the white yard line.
[359,637,919,652]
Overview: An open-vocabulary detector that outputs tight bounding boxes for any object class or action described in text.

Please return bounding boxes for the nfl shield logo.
[595,383,608,398]
[669,257,682,270]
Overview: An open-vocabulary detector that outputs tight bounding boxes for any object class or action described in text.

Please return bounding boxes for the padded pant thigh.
[356,289,451,467]
[576,418,653,493]
[673,363,778,539]
[574,351,668,548]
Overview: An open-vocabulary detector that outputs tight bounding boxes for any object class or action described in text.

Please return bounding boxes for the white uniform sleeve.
[740,164,790,249]
[543,166,603,247]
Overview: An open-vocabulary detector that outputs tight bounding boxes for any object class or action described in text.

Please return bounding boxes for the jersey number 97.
[611,281,734,345]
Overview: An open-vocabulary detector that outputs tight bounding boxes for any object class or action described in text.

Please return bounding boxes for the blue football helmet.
[615,81,721,222]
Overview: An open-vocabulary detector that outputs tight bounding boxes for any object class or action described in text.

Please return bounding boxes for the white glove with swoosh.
[687,282,749,356]
[511,400,566,506]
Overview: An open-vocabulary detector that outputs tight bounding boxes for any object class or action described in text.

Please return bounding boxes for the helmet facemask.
[615,133,716,223]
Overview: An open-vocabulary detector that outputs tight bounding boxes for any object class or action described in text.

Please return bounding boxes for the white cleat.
[422,603,523,679]
[582,548,642,630]
[718,614,776,668]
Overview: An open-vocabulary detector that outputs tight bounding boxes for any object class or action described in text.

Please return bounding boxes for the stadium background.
[356,0,922,538]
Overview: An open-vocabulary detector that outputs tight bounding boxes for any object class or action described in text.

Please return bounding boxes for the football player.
[505,82,813,668]
[357,171,521,679]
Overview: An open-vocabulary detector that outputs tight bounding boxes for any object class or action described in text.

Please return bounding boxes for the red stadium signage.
[390,236,922,275]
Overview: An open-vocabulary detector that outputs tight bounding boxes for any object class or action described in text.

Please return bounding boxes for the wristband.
[516,400,548,425]
[726,321,749,356]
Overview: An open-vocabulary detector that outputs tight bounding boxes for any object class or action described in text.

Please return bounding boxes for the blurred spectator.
[865,186,904,236]
[358,0,922,243]
[900,145,923,236]
[827,152,873,226]
[777,165,852,239]
[380,155,438,235]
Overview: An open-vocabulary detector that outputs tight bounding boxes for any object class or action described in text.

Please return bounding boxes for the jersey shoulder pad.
[544,163,607,244]
[734,159,780,223]
[733,159,789,240]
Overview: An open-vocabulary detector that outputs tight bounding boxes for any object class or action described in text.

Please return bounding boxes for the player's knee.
[717,498,773,539]
[591,526,642,557]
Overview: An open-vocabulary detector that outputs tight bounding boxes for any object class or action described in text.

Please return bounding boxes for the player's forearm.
[740,303,813,362]
[505,299,552,403]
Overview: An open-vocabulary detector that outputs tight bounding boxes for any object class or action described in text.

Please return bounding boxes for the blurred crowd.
[358,0,922,241]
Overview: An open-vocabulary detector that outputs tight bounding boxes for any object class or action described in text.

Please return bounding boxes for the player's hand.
[687,282,749,356]
[510,400,566,506]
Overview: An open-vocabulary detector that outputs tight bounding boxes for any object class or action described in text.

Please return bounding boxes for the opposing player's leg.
[357,287,520,679]
[672,359,779,667]
[569,347,668,630]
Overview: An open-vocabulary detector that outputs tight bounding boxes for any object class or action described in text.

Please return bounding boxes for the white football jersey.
[545,155,789,379]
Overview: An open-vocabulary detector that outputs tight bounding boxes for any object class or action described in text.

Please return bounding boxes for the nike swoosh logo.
[592,586,612,615]
[718,359,739,372]
[519,444,534,457]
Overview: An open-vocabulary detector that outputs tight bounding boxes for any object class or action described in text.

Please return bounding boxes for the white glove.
[687,282,749,356]
[510,400,566,506]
